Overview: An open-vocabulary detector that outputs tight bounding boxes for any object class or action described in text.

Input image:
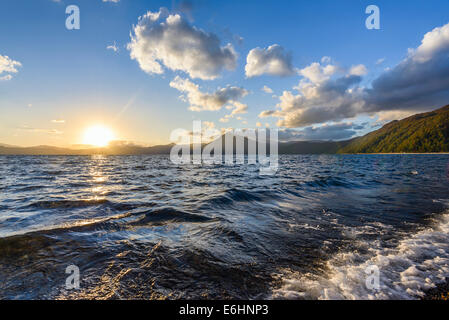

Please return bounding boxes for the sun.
[83,125,115,147]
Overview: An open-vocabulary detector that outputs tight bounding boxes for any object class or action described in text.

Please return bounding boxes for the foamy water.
[273,204,449,300]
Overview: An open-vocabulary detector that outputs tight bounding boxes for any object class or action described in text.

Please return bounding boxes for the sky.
[1,0,449,147]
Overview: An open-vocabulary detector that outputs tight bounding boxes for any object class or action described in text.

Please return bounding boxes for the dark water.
[0,155,449,300]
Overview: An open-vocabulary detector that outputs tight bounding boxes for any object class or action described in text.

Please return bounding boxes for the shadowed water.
[0,155,448,299]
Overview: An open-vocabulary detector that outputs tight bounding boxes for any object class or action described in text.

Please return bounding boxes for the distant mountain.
[0,143,19,148]
[0,139,351,155]
[340,105,449,153]
[1,105,448,155]
[0,144,174,155]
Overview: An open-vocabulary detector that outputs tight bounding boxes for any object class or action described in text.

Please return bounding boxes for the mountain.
[0,144,174,155]
[340,105,449,153]
[0,140,350,155]
[0,143,19,148]
[1,105,448,155]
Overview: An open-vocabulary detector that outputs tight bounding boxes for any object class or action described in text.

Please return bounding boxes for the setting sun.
[83,125,115,147]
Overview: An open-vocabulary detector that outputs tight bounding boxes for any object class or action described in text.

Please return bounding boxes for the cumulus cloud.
[299,62,339,83]
[262,85,274,94]
[128,8,237,80]
[349,64,368,76]
[219,101,248,123]
[259,59,365,127]
[169,76,248,111]
[0,54,21,81]
[259,21,449,128]
[229,101,248,115]
[245,44,295,78]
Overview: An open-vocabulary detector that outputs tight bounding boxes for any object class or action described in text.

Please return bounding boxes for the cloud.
[106,42,119,53]
[299,62,339,83]
[18,125,63,135]
[128,8,237,80]
[245,44,295,78]
[169,76,248,111]
[51,119,66,124]
[259,60,365,127]
[262,85,273,94]
[321,56,332,64]
[365,22,449,112]
[229,101,248,115]
[0,54,22,81]
[103,0,120,3]
[259,21,449,128]
[278,122,363,141]
[219,101,248,123]
[374,110,416,122]
[349,64,368,76]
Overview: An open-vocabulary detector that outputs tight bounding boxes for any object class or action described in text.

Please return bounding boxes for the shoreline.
[1,152,449,156]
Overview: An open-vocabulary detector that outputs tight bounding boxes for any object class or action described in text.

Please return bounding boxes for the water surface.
[0,155,448,299]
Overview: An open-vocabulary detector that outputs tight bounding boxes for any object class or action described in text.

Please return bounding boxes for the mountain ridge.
[1,105,448,155]
[339,105,449,153]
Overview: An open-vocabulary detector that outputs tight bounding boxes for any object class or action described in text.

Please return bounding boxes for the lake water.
[0,154,448,299]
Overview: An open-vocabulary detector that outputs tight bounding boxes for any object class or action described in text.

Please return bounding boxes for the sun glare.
[83,125,115,147]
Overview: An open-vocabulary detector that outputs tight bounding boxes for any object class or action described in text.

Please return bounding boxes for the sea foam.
[272,209,449,300]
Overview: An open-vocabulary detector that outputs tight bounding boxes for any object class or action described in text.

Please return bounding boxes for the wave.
[304,176,355,188]
[20,199,110,210]
[0,206,215,241]
[205,188,279,207]
[129,207,216,226]
[18,199,158,211]
[272,211,449,300]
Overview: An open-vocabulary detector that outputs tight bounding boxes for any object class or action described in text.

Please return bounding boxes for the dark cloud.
[278,122,364,142]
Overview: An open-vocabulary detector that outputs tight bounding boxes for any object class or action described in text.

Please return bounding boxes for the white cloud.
[18,125,63,135]
[169,76,248,111]
[245,44,295,78]
[128,8,237,80]
[51,119,66,124]
[321,56,332,64]
[0,54,22,81]
[259,59,365,127]
[374,110,416,122]
[103,0,120,3]
[299,62,338,84]
[106,42,119,53]
[262,85,273,94]
[349,64,368,76]
[219,101,248,123]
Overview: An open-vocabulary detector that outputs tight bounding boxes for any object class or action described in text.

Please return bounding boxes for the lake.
[0,154,448,299]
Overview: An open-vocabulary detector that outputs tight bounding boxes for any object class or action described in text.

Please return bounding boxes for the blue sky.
[1,0,449,146]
